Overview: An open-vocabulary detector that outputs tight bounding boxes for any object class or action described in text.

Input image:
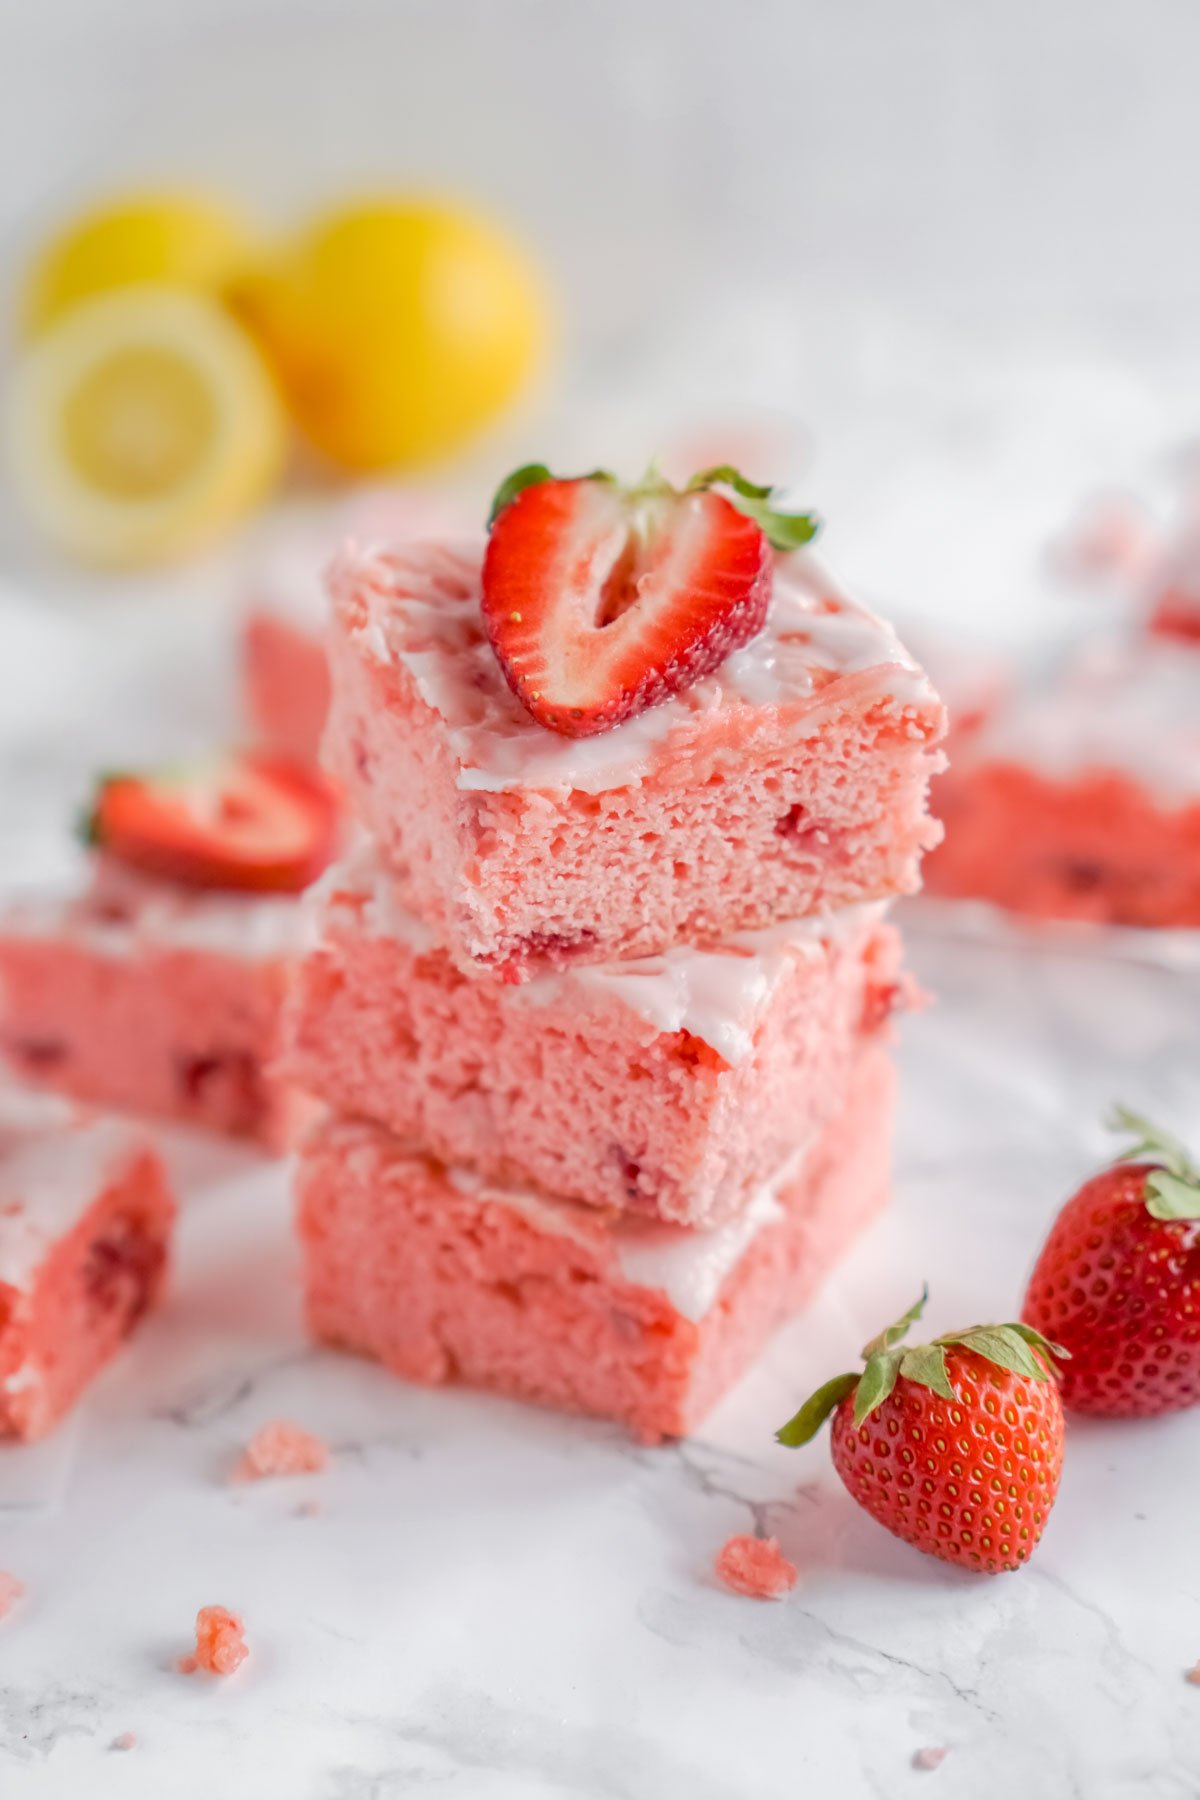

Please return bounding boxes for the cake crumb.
[178,1605,248,1676]
[913,1746,949,1771]
[0,1572,24,1620]
[110,1733,137,1752]
[1186,1663,1200,1687]
[714,1534,797,1599]
[230,1419,328,1483]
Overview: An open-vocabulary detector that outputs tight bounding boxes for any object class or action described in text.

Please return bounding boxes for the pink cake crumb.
[231,1419,328,1482]
[1186,1663,1200,1686]
[912,1747,949,1772]
[0,1571,24,1620]
[179,1605,248,1676]
[714,1535,797,1599]
[110,1732,137,1752]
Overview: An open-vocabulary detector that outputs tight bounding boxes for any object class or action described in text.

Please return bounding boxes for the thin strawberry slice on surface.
[482,463,817,738]
[85,753,339,894]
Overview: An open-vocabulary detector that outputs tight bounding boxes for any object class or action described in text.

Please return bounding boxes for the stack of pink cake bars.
[282,538,946,1440]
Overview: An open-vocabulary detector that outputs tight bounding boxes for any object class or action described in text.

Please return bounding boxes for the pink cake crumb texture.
[926,636,1200,927]
[912,1747,950,1772]
[0,1091,175,1441]
[324,538,946,973]
[284,846,908,1226]
[231,1418,329,1482]
[110,1733,137,1752]
[714,1534,797,1599]
[0,858,313,1150]
[297,1047,893,1442]
[0,1570,24,1619]
[179,1605,248,1676]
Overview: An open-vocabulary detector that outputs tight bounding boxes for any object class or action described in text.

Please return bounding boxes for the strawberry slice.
[84,753,339,893]
[482,464,818,738]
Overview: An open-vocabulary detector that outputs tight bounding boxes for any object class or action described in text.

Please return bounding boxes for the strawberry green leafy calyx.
[776,1286,1066,1445]
[486,460,819,552]
[1107,1104,1200,1222]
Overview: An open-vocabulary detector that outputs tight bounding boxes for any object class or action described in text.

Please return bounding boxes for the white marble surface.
[0,914,1197,1800]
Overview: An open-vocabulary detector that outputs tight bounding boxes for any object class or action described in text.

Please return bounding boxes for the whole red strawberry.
[777,1290,1066,1574]
[1022,1107,1200,1417]
[482,461,818,738]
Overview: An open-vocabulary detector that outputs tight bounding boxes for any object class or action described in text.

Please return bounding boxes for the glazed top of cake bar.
[317,846,891,1067]
[964,635,1200,803]
[1,859,312,962]
[0,1089,144,1292]
[331,537,940,795]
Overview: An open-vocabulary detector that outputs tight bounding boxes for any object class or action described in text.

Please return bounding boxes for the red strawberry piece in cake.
[925,635,1200,927]
[0,1091,174,1440]
[1022,1107,1200,1417]
[295,1046,893,1443]
[777,1289,1066,1573]
[179,1605,248,1676]
[230,1418,329,1482]
[323,475,945,974]
[282,845,911,1227]
[714,1534,798,1599]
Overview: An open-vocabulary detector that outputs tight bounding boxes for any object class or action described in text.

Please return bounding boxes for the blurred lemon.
[231,199,547,471]
[7,285,288,566]
[20,191,255,339]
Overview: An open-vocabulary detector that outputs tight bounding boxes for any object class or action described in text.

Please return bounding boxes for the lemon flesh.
[7,286,287,567]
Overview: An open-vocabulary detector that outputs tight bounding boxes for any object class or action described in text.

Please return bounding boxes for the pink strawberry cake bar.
[0,753,339,1148]
[0,1090,174,1439]
[242,489,461,761]
[297,1046,892,1442]
[283,844,909,1226]
[324,535,945,975]
[926,633,1200,927]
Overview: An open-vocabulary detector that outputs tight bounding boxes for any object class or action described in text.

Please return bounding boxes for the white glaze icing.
[317,844,888,1065]
[330,536,939,796]
[2,863,311,962]
[444,1135,809,1323]
[968,634,1200,803]
[0,1092,145,1292]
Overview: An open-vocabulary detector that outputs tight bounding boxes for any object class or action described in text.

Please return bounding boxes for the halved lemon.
[20,191,254,339]
[6,286,288,567]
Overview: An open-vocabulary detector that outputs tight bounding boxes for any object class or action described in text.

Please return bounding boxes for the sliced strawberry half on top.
[481,465,818,738]
[84,752,340,893]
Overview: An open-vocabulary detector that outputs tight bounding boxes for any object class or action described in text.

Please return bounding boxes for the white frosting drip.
[970,635,1200,803]
[2,864,311,962]
[446,1135,810,1323]
[331,537,938,796]
[0,1092,144,1292]
[316,844,887,1065]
